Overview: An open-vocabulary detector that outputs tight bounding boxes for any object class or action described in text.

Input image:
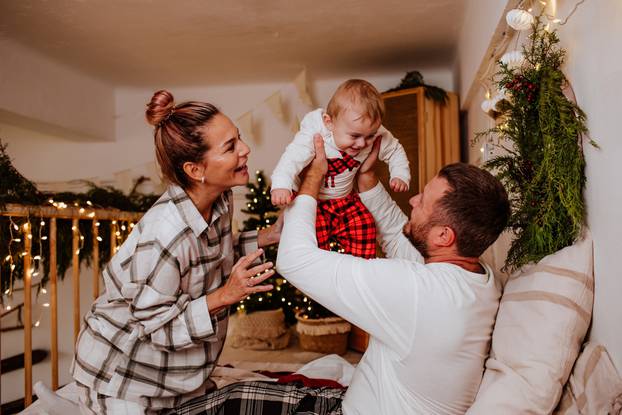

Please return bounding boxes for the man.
[176,136,509,414]
[277,136,510,414]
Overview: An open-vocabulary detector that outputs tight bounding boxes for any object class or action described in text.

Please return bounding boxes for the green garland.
[478,16,596,271]
[0,141,158,294]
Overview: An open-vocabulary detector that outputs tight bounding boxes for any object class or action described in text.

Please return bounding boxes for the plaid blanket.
[171,381,345,415]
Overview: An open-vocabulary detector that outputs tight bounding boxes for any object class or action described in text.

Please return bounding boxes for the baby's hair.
[326,79,385,123]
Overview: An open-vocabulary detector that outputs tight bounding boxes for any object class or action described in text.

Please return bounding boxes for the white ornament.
[481,99,495,114]
[500,50,525,69]
[491,90,508,111]
[506,9,534,31]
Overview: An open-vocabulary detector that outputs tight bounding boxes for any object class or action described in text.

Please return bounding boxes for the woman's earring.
[201,177,205,184]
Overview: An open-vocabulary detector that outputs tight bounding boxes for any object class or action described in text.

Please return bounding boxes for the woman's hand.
[207,249,274,312]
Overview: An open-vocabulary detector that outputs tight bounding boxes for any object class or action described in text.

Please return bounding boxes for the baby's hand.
[271,189,293,206]
[390,178,409,192]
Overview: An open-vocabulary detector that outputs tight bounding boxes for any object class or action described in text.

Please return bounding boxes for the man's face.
[404,175,451,257]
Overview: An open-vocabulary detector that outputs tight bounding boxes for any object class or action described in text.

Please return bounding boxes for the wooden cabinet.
[376,86,460,215]
[348,87,460,353]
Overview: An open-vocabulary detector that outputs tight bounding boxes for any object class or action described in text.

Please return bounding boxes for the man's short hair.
[326,79,385,124]
[435,163,510,257]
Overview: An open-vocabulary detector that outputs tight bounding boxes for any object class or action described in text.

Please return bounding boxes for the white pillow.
[468,234,594,414]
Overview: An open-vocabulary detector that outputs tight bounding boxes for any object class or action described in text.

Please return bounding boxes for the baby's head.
[324,79,385,156]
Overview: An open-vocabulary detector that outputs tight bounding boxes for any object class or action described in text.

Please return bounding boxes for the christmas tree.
[236,171,301,324]
[236,171,336,323]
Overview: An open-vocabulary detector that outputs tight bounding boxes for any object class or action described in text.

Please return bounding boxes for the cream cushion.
[554,342,622,414]
[468,235,594,414]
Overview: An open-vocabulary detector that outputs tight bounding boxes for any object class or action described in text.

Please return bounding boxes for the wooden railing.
[1,203,143,407]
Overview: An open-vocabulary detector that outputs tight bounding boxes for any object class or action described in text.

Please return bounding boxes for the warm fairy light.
[41,288,47,294]
[13,238,21,242]
[97,236,103,242]
[6,305,11,311]
[13,224,18,231]
[121,225,126,231]
[282,298,285,302]
[115,231,121,237]
[48,199,54,204]
[79,208,85,214]
[75,249,80,255]
[41,236,48,240]
[4,255,10,261]
[112,220,117,224]
[27,234,32,240]
[130,223,135,228]
[88,212,95,218]
[33,255,41,260]
[86,201,93,206]
[34,320,40,327]
[40,221,45,226]
[95,222,100,227]
[42,303,50,307]
[23,223,29,230]
[71,226,77,231]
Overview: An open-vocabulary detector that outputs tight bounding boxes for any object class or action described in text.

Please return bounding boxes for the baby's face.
[324,108,381,157]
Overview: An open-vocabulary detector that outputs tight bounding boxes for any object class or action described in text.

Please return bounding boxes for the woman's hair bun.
[146,90,175,126]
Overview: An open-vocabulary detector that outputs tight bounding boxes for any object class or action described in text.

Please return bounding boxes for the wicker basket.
[229,309,291,350]
[295,312,351,355]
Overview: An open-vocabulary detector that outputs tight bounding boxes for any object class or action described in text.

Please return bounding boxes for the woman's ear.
[182,161,205,183]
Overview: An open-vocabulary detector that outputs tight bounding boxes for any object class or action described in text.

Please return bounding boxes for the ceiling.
[0,0,465,86]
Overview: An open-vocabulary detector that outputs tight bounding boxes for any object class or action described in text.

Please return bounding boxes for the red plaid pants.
[316,193,377,259]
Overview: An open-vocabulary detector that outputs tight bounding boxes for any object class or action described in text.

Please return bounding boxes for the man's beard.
[405,222,432,258]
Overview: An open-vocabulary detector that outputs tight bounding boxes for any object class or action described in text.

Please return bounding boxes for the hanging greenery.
[478,15,596,271]
[384,70,449,105]
[0,141,158,294]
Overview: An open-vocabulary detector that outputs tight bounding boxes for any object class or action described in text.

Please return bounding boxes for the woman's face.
[199,113,250,190]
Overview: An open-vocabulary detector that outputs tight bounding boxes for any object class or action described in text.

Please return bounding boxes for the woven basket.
[229,309,291,350]
[296,312,351,355]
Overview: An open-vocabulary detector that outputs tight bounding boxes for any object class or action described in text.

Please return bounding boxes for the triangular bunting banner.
[293,69,314,108]
[265,91,285,122]
[236,111,256,143]
[290,115,300,134]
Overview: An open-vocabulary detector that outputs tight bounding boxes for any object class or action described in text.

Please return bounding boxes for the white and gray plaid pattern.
[72,185,259,410]
[172,381,345,415]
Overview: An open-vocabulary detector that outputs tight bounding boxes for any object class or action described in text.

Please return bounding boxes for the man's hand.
[357,136,381,193]
[359,136,382,174]
[298,134,327,200]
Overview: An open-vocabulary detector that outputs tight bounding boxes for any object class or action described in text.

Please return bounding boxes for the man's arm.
[277,136,417,356]
[358,141,424,262]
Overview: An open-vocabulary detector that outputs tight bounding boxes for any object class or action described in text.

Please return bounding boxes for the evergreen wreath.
[478,15,597,271]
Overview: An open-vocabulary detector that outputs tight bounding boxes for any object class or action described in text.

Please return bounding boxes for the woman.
[71,90,280,414]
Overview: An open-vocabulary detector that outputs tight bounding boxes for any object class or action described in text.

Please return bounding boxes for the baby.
[271,79,410,258]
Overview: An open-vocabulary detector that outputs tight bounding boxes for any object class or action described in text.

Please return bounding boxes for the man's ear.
[182,161,205,183]
[431,225,456,248]
[323,113,334,131]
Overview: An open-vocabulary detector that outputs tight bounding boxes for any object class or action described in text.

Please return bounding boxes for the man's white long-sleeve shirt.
[276,183,501,415]
[271,108,411,200]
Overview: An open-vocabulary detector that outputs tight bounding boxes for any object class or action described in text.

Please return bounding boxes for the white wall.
[460,0,622,372]
[455,0,509,106]
[0,38,115,142]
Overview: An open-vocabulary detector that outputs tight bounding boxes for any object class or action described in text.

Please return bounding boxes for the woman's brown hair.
[146,90,220,189]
